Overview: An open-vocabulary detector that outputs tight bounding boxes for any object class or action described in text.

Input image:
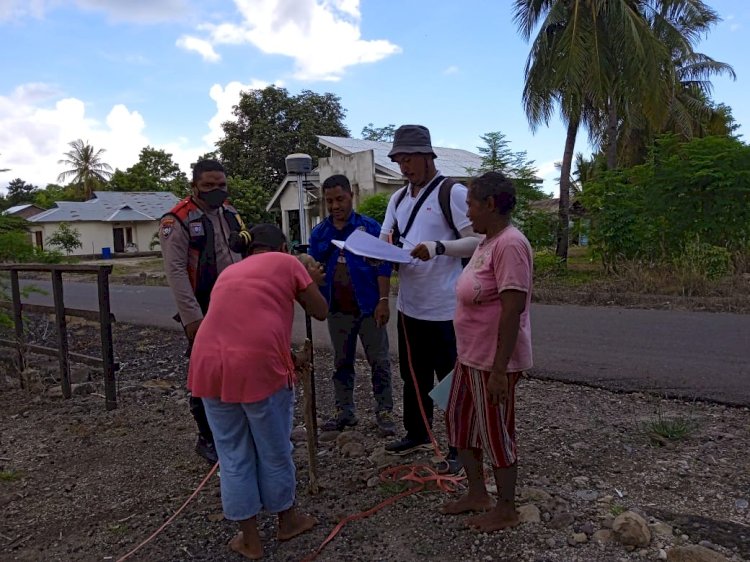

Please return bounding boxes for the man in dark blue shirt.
[309,174,395,436]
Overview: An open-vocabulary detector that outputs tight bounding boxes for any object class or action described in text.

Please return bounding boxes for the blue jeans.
[202,387,295,520]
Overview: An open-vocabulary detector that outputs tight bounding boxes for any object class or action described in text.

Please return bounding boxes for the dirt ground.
[1,320,749,562]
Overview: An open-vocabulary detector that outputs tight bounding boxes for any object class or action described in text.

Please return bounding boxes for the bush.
[583,134,750,269]
[357,193,390,225]
[674,238,733,281]
[534,249,566,278]
[46,222,82,255]
[520,209,557,249]
[0,232,35,262]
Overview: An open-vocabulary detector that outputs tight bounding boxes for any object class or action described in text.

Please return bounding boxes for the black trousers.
[186,339,214,444]
[397,312,457,441]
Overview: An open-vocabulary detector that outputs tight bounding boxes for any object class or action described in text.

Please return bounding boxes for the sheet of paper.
[332,229,413,263]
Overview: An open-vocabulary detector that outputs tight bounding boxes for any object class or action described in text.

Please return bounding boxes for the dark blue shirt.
[308,212,392,316]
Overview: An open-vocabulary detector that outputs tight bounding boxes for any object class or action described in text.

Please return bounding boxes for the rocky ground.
[1,319,749,562]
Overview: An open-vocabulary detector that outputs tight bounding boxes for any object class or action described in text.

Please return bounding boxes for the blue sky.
[0,0,747,197]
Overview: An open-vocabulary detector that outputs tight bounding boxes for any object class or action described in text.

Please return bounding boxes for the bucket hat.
[387,124,437,159]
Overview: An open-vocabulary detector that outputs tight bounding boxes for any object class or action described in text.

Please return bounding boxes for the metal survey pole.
[285,154,317,440]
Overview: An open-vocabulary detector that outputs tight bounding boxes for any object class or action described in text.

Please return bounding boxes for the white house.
[28,191,179,256]
[266,136,483,243]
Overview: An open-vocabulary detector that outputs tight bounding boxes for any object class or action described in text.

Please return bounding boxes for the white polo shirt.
[381,173,471,321]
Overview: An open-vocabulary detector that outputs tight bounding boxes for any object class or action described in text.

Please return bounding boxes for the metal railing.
[0,264,119,410]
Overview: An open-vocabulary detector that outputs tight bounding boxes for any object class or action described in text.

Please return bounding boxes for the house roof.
[317,136,483,179]
[29,191,180,223]
[3,203,43,215]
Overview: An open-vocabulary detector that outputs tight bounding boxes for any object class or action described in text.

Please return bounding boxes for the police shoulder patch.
[160,217,175,239]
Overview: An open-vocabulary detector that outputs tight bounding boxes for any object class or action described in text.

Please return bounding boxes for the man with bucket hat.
[380,124,481,473]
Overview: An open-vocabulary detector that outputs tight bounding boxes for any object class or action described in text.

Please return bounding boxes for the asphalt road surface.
[19,280,750,405]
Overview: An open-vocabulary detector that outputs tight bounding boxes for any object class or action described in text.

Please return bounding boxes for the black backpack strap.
[437,178,460,239]
[399,175,445,240]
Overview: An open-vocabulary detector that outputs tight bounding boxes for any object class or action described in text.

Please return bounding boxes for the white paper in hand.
[332,229,413,263]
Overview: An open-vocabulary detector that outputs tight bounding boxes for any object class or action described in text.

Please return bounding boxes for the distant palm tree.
[57,139,113,200]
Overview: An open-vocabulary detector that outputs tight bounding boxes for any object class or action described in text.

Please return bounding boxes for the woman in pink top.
[188,224,328,560]
[441,172,533,533]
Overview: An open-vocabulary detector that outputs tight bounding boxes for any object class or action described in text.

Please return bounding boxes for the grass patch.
[610,503,626,516]
[0,469,24,482]
[379,480,409,496]
[107,523,129,535]
[642,413,693,445]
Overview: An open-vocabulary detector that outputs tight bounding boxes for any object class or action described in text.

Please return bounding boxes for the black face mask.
[197,189,228,209]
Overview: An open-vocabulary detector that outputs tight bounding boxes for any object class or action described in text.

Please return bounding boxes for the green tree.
[217,86,349,191]
[227,177,275,225]
[5,178,39,206]
[109,147,189,196]
[361,123,396,142]
[33,183,85,208]
[57,139,113,200]
[357,193,390,225]
[473,131,550,223]
[46,222,82,255]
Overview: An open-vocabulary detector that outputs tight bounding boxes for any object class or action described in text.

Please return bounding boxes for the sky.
[0,0,748,197]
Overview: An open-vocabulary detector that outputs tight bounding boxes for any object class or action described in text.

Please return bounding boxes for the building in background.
[28,191,179,256]
[266,136,482,243]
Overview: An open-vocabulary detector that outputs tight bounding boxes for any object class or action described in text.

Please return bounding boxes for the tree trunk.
[556,117,578,261]
[606,101,618,170]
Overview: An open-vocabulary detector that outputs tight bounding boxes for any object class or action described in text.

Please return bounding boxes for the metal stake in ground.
[295,339,319,494]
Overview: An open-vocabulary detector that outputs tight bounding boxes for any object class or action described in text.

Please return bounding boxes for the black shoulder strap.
[399,175,445,241]
[437,178,460,239]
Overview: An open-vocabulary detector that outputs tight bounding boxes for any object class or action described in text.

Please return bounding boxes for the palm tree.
[57,139,113,200]
[513,0,724,259]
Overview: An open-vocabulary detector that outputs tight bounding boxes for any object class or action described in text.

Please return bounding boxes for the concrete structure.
[2,203,46,219]
[28,191,179,256]
[266,136,483,242]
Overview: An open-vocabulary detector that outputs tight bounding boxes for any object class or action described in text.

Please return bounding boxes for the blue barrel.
[101,247,112,259]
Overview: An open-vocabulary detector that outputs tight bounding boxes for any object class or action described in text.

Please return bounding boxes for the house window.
[34,231,44,250]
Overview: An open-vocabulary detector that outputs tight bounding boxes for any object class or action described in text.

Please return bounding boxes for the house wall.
[318,150,377,207]
[277,180,319,244]
[30,220,160,256]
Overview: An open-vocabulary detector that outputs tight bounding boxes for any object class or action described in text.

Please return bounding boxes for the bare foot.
[229,531,263,560]
[440,493,493,515]
[466,506,520,532]
[277,508,317,541]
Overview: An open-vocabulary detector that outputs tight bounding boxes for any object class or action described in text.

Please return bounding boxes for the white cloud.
[0,0,189,23]
[0,0,47,20]
[0,88,151,187]
[0,78,287,190]
[176,35,221,62]
[191,0,400,81]
[204,78,285,145]
[443,65,459,75]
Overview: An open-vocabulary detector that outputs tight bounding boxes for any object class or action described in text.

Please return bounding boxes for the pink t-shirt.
[188,252,313,403]
[454,226,533,372]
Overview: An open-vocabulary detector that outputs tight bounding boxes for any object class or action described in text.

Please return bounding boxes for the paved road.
[20,280,750,405]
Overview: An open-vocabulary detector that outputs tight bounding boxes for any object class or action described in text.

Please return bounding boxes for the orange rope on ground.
[302,314,464,561]
[114,462,219,562]
[114,316,461,562]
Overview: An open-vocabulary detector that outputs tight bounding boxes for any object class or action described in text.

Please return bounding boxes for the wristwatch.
[434,241,446,256]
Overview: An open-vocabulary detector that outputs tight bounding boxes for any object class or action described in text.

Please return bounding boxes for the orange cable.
[115,462,219,562]
[302,314,464,561]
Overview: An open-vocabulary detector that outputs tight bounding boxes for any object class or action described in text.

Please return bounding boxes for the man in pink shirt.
[442,172,533,533]
[188,224,328,559]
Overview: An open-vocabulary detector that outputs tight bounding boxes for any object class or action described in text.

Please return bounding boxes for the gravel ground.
[1,319,749,562]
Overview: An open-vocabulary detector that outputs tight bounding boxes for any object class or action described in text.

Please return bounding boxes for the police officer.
[159,158,250,463]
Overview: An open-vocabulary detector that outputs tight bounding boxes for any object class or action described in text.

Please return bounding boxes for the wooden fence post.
[51,270,72,399]
[9,270,25,388]
[97,268,117,410]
